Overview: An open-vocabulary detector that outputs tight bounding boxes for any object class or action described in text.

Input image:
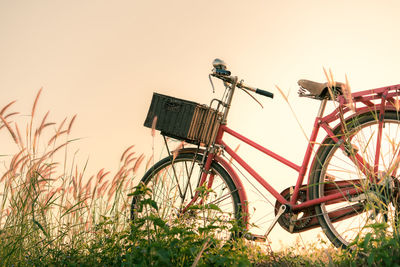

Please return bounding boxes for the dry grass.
[0,90,143,265]
[1,83,399,265]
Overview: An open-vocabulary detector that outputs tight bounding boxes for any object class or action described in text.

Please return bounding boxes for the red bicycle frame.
[198,83,400,216]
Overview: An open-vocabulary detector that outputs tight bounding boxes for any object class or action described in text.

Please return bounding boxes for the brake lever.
[238,80,264,109]
[209,74,215,93]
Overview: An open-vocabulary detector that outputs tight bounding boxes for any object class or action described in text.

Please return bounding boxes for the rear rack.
[346,84,400,107]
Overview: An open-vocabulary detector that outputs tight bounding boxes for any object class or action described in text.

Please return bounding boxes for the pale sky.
[1,0,400,249]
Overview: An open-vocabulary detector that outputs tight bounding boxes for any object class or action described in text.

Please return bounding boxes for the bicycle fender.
[214,155,249,223]
[308,106,398,187]
[176,148,250,226]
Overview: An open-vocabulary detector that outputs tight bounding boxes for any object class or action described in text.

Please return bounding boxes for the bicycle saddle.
[298,79,344,100]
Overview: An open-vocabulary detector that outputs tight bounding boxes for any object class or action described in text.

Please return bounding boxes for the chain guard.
[274,178,400,233]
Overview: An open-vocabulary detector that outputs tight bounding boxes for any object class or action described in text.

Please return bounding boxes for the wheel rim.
[319,116,400,247]
[132,154,240,239]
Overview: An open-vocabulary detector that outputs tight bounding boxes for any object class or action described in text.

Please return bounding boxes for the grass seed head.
[0,114,18,144]
[67,114,77,134]
[0,100,16,116]
[344,74,355,112]
[120,145,135,162]
[151,116,158,137]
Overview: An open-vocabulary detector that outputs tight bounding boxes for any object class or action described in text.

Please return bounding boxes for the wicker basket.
[144,93,221,146]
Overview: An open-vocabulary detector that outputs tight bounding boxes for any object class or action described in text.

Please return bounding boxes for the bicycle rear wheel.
[311,111,400,248]
[130,151,243,239]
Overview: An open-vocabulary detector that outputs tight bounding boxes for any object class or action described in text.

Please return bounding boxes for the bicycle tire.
[310,110,400,248]
[130,151,243,239]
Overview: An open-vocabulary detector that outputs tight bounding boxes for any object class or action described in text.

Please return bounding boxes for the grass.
[0,90,139,265]
[0,90,400,266]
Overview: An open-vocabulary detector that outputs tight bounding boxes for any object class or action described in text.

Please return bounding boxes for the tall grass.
[2,90,400,266]
[0,90,142,265]
[0,91,273,266]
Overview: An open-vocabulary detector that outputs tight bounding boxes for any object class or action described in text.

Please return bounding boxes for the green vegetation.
[0,91,400,266]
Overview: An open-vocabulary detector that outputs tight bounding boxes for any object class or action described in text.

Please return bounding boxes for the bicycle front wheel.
[311,111,400,248]
[131,151,243,239]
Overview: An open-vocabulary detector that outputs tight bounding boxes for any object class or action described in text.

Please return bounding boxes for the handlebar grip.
[255,89,274,98]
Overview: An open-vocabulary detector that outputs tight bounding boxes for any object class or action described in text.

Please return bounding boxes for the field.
[1,91,400,266]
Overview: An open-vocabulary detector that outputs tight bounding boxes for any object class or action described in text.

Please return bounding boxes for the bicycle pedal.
[244,233,267,242]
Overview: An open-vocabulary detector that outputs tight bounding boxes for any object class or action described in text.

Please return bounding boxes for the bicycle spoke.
[312,112,400,248]
[209,189,237,206]
[182,156,198,200]
[131,152,242,240]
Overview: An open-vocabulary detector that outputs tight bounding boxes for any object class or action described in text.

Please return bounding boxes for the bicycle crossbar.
[221,140,289,205]
[221,126,301,172]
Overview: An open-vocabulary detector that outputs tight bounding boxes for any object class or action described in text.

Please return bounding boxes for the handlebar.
[237,82,274,99]
[211,71,274,99]
[210,59,272,121]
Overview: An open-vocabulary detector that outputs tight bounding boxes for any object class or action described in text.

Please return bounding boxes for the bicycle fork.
[180,152,216,213]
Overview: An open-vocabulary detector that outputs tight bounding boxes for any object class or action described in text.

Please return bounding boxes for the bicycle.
[132,59,400,248]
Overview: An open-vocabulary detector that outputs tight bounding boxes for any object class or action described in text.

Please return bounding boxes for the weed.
[1,90,400,266]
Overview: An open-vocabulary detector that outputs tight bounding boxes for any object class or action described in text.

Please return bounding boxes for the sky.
[2,0,400,249]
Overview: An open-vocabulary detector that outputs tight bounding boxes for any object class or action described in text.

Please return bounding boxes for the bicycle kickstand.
[264,205,287,238]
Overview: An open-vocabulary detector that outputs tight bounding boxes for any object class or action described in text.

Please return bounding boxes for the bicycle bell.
[212,58,231,76]
[212,58,227,70]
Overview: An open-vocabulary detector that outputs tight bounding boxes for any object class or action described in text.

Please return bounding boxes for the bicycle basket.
[144,93,221,146]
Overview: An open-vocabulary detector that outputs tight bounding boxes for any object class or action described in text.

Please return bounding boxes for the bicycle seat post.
[317,98,328,118]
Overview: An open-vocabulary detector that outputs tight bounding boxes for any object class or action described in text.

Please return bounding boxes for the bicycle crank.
[244,202,289,241]
[274,186,319,233]
[264,204,288,238]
